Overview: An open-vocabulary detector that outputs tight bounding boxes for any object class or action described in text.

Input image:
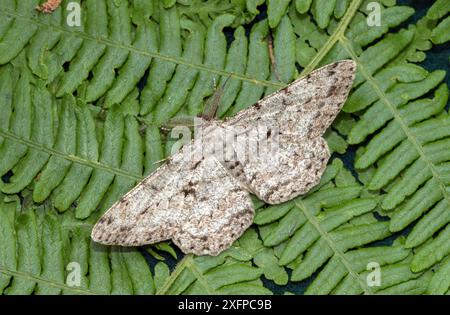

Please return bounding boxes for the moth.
[92,60,357,256]
[36,0,62,13]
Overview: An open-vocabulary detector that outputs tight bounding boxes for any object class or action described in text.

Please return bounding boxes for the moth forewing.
[92,60,357,256]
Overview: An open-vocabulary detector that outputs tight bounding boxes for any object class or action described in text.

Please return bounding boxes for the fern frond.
[155,249,272,295]
[0,87,143,218]
[253,158,398,293]
[342,60,450,270]
[313,0,449,281]
[306,245,411,294]
[0,198,155,295]
[0,0,449,296]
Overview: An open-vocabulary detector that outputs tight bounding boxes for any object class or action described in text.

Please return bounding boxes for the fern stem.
[156,254,191,295]
[185,256,216,295]
[300,0,363,75]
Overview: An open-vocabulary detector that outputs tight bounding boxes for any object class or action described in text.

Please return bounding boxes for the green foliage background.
[0,0,449,295]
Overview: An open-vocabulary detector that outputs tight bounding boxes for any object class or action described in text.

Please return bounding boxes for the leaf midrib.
[0,129,142,181]
[294,199,374,295]
[0,265,99,295]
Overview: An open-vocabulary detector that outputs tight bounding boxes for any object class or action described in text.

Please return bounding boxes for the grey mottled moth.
[91,60,357,256]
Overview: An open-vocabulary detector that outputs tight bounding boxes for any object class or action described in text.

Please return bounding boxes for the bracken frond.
[0,0,449,295]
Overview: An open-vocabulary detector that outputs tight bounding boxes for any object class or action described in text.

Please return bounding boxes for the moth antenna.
[267,31,281,82]
[152,157,170,165]
[162,116,199,129]
[202,75,232,120]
